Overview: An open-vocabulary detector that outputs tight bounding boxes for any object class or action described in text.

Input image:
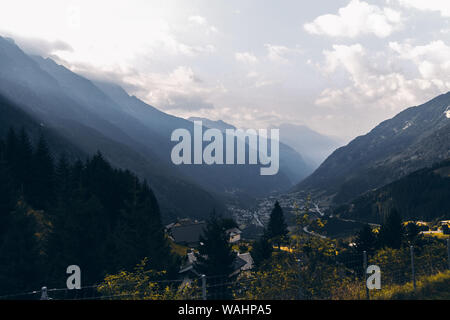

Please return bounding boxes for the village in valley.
[163,191,328,283]
[165,218,252,285]
[164,187,450,285]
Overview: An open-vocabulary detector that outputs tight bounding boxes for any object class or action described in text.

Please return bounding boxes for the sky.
[0,0,449,141]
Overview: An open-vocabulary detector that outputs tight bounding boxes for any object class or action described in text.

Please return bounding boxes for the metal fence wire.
[1,240,449,300]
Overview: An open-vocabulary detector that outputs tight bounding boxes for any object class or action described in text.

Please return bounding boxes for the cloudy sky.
[0,0,449,141]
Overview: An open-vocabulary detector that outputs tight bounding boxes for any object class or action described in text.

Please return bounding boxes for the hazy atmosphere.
[1,0,450,306]
[1,0,449,141]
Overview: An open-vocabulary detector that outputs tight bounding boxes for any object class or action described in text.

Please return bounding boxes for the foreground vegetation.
[97,203,449,300]
[372,271,450,300]
[1,128,448,300]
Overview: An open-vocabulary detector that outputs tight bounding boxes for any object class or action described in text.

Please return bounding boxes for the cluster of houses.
[165,218,254,282]
[409,220,450,235]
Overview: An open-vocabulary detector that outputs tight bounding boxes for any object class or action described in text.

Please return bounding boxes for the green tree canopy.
[267,201,288,238]
[355,224,377,254]
[252,231,273,269]
[195,213,236,277]
[379,208,404,249]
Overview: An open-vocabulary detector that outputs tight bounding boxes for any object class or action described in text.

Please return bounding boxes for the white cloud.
[395,0,450,17]
[321,44,367,79]
[73,61,225,113]
[2,0,448,139]
[181,106,284,130]
[177,43,216,56]
[264,44,302,63]
[389,40,450,80]
[235,45,302,65]
[86,65,225,112]
[134,66,222,111]
[0,1,218,74]
[188,15,219,34]
[315,42,450,114]
[188,15,207,25]
[0,33,73,57]
[235,52,258,64]
[304,0,403,38]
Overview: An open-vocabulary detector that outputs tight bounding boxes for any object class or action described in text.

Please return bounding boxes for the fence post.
[447,239,450,270]
[297,257,303,300]
[410,246,416,291]
[40,287,49,300]
[201,274,207,301]
[363,251,369,300]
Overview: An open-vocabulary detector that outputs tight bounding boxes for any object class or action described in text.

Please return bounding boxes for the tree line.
[0,128,177,295]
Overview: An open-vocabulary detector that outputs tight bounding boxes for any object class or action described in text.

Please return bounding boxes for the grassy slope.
[372,270,450,300]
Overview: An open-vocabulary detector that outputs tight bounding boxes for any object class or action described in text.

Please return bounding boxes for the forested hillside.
[0,127,178,294]
[0,36,225,220]
[333,159,450,223]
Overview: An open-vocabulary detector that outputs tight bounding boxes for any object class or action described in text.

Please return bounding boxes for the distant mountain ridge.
[187,116,314,184]
[188,117,236,132]
[188,117,342,170]
[276,123,343,168]
[295,92,450,205]
[92,81,295,196]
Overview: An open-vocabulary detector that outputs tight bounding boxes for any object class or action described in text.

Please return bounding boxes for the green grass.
[371,270,450,300]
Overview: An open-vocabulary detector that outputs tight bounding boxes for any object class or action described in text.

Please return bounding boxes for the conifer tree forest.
[0,127,178,295]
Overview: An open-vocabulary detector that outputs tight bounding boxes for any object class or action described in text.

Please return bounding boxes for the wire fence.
[1,240,449,300]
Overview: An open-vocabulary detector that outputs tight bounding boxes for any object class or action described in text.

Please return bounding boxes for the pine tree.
[0,200,43,294]
[195,213,236,277]
[4,128,33,192]
[0,140,14,230]
[267,201,288,247]
[17,128,33,189]
[139,181,178,274]
[70,159,84,191]
[30,134,54,209]
[405,222,420,245]
[379,208,404,249]
[55,153,71,201]
[113,178,177,275]
[5,128,18,168]
[355,224,377,254]
[195,213,236,299]
[252,231,272,269]
[46,191,108,286]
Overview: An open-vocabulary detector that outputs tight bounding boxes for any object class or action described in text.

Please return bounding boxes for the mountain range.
[0,35,323,220]
[187,117,314,184]
[276,123,343,168]
[0,36,220,220]
[295,91,450,207]
[2,34,449,224]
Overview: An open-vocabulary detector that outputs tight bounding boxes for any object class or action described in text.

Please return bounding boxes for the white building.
[226,228,242,243]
